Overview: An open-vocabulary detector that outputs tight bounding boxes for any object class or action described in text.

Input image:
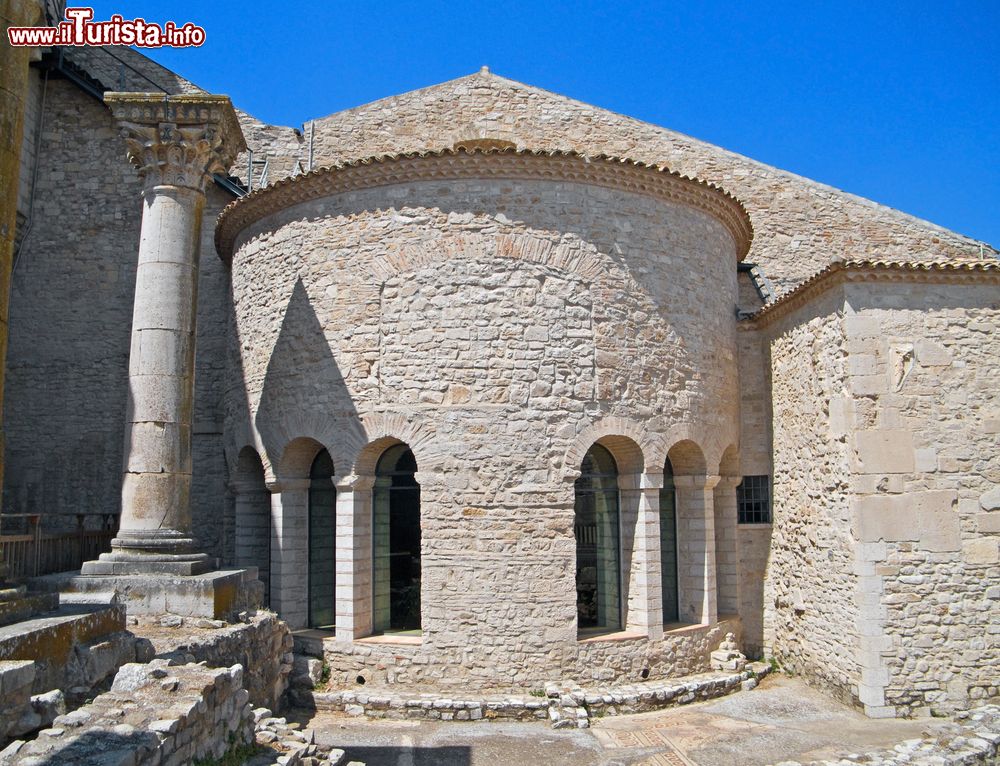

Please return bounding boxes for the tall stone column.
[82,94,245,576]
[267,478,310,628]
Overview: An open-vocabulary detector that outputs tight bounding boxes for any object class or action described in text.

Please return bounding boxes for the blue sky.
[87,1,999,246]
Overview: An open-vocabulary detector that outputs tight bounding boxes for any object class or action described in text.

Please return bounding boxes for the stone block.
[914,448,937,473]
[980,486,1000,511]
[853,491,959,550]
[0,660,36,697]
[844,315,881,340]
[914,338,953,366]
[66,570,259,619]
[962,538,999,565]
[855,430,915,474]
[976,513,1000,534]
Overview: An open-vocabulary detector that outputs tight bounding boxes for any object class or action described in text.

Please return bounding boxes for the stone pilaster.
[714,476,741,615]
[82,94,245,576]
[675,474,721,625]
[627,472,664,639]
[267,478,310,629]
[334,475,375,641]
[232,478,271,603]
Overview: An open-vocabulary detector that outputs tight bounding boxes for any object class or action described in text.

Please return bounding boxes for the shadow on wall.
[230,279,361,615]
[740,523,773,658]
[255,278,361,463]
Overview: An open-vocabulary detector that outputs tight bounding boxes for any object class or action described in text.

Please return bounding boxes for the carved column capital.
[105,93,247,192]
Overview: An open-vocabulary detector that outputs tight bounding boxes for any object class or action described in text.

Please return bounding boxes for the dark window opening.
[308,449,336,630]
[737,475,771,524]
[575,444,622,633]
[660,456,679,623]
[373,444,421,633]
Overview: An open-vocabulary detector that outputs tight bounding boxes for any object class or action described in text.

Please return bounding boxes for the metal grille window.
[737,475,772,524]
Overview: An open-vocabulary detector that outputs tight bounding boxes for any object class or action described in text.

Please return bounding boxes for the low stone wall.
[0,604,139,697]
[294,663,770,729]
[573,618,742,683]
[0,660,253,765]
[768,704,1000,766]
[135,611,293,710]
[303,617,742,691]
[0,661,36,744]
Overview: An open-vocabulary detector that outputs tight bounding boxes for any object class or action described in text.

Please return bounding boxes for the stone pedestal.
[76,94,250,618]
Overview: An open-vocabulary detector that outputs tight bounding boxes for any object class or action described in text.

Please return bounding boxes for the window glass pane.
[373,445,421,633]
[575,444,621,632]
[308,449,336,629]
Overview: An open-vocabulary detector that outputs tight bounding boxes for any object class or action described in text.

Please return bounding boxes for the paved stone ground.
[292,676,931,765]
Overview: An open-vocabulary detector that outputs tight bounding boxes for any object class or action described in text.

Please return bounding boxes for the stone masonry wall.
[227,171,741,686]
[301,71,992,295]
[842,281,1000,716]
[735,321,774,659]
[760,288,859,704]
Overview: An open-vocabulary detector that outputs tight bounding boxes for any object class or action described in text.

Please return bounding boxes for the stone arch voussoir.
[349,412,446,477]
[563,417,653,480]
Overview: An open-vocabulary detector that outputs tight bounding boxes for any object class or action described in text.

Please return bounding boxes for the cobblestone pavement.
[295,676,932,765]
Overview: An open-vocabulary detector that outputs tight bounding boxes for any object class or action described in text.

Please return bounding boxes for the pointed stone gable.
[298,70,991,295]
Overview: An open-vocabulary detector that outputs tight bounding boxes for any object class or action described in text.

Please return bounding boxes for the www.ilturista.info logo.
[7,7,206,48]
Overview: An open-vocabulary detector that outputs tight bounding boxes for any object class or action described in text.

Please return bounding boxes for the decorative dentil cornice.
[739,257,1000,329]
[104,93,247,192]
[214,147,754,261]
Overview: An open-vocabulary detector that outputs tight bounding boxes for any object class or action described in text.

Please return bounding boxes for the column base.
[80,552,215,576]
[65,568,263,619]
[81,528,215,575]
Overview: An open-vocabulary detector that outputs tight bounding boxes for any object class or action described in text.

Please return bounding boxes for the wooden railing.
[0,513,117,580]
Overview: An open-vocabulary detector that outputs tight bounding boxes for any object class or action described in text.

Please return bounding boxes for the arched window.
[661,456,679,623]
[575,444,621,633]
[373,444,421,633]
[308,449,336,629]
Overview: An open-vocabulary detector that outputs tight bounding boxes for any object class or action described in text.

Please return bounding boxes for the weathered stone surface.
[4,661,252,765]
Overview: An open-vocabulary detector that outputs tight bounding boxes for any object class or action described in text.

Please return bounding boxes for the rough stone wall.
[762,288,859,703]
[139,613,293,711]
[301,71,992,295]
[3,660,253,765]
[228,173,740,685]
[842,281,1000,716]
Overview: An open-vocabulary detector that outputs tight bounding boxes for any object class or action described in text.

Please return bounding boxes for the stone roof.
[300,69,996,294]
[59,51,997,295]
[741,257,1000,326]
